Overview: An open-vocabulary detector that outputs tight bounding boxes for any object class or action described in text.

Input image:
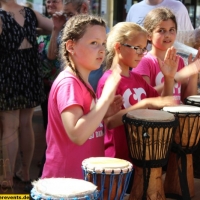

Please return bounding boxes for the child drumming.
[96,22,178,166]
[42,14,122,179]
[134,7,200,103]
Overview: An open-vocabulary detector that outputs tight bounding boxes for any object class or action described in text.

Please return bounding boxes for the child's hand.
[188,47,200,64]
[186,48,200,74]
[104,95,123,118]
[148,96,178,109]
[52,11,67,30]
[158,46,179,78]
[100,64,121,104]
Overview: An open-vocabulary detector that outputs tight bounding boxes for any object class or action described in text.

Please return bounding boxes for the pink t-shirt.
[42,70,104,179]
[133,53,184,103]
[96,70,159,162]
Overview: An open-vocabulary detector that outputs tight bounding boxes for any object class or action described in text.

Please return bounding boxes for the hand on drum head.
[158,46,179,79]
[104,95,123,119]
[147,96,178,109]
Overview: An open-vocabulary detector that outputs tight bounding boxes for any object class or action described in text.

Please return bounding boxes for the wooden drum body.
[163,105,200,199]
[31,178,99,200]
[82,157,133,200]
[123,109,178,200]
[184,95,200,179]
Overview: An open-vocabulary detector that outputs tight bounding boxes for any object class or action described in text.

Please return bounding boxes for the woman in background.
[0,0,52,188]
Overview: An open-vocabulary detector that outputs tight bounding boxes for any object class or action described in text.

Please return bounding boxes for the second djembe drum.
[184,95,200,179]
[163,105,200,199]
[123,109,178,200]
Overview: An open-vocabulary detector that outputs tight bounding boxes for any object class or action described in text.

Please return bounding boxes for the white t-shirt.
[126,0,194,45]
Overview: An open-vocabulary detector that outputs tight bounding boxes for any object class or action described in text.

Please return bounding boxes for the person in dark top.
[0,0,52,188]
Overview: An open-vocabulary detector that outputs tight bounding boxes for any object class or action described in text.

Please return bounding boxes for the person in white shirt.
[126,0,195,47]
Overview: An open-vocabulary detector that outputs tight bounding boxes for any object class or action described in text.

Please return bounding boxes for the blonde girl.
[96,22,178,168]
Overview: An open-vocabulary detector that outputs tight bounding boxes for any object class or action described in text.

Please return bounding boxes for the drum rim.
[185,95,200,102]
[163,105,200,113]
[31,188,99,200]
[125,109,175,122]
[31,178,98,199]
[82,157,133,174]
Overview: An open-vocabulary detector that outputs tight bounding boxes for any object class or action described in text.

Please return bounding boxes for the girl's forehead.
[128,32,147,41]
[156,19,176,27]
[84,25,106,35]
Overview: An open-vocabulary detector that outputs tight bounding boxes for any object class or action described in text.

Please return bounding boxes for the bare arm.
[175,49,200,83]
[181,73,198,101]
[105,96,177,129]
[61,67,121,145]
[179,52,200,101]
[47,28,60,60]
[47,12,67,60]
[34,11,53,35]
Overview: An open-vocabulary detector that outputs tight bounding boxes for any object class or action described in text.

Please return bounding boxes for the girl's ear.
[80,2,89,14]
[114,42,121,53]
[147,34,152,43]
[65,40,74,55]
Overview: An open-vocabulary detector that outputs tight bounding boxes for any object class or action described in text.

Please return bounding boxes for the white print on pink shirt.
[123,87,146,108]
[156,72,181,101]
[89,122,104,139]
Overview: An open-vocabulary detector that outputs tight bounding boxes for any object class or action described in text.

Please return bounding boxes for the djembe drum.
[82,157,133,200]
[163,105,200,199]
[31,178,99,200]
[122,109,178,200]
[184,95,200,179]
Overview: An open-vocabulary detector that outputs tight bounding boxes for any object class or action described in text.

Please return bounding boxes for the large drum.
[82,157,133,200]
[31,178,99,200]
[184,95,200,179]
[123,109,178,200]
[163,105,200,199]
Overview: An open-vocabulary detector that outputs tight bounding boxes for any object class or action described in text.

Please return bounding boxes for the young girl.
[96,22,178,166]
[42,14,122,179]
[134,7,200,103]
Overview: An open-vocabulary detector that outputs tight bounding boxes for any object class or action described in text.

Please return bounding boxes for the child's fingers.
[188,53,193,64]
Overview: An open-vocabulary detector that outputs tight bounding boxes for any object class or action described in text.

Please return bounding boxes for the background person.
[0,0,52,189]
[37,0,63,177]
[47,0,103,91]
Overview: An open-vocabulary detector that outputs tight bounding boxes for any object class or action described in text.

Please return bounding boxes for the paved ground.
[0,108,200,200]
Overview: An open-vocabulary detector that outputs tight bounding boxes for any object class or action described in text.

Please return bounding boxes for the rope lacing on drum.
[142,126,151,200]
[122,114,178,199]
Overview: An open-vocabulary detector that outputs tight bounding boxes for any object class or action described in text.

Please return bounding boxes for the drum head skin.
[82,157,133,174]
[186,95,200,103]
[31,178,98,199]
[126,109,175,122]
[163,105,200,113]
